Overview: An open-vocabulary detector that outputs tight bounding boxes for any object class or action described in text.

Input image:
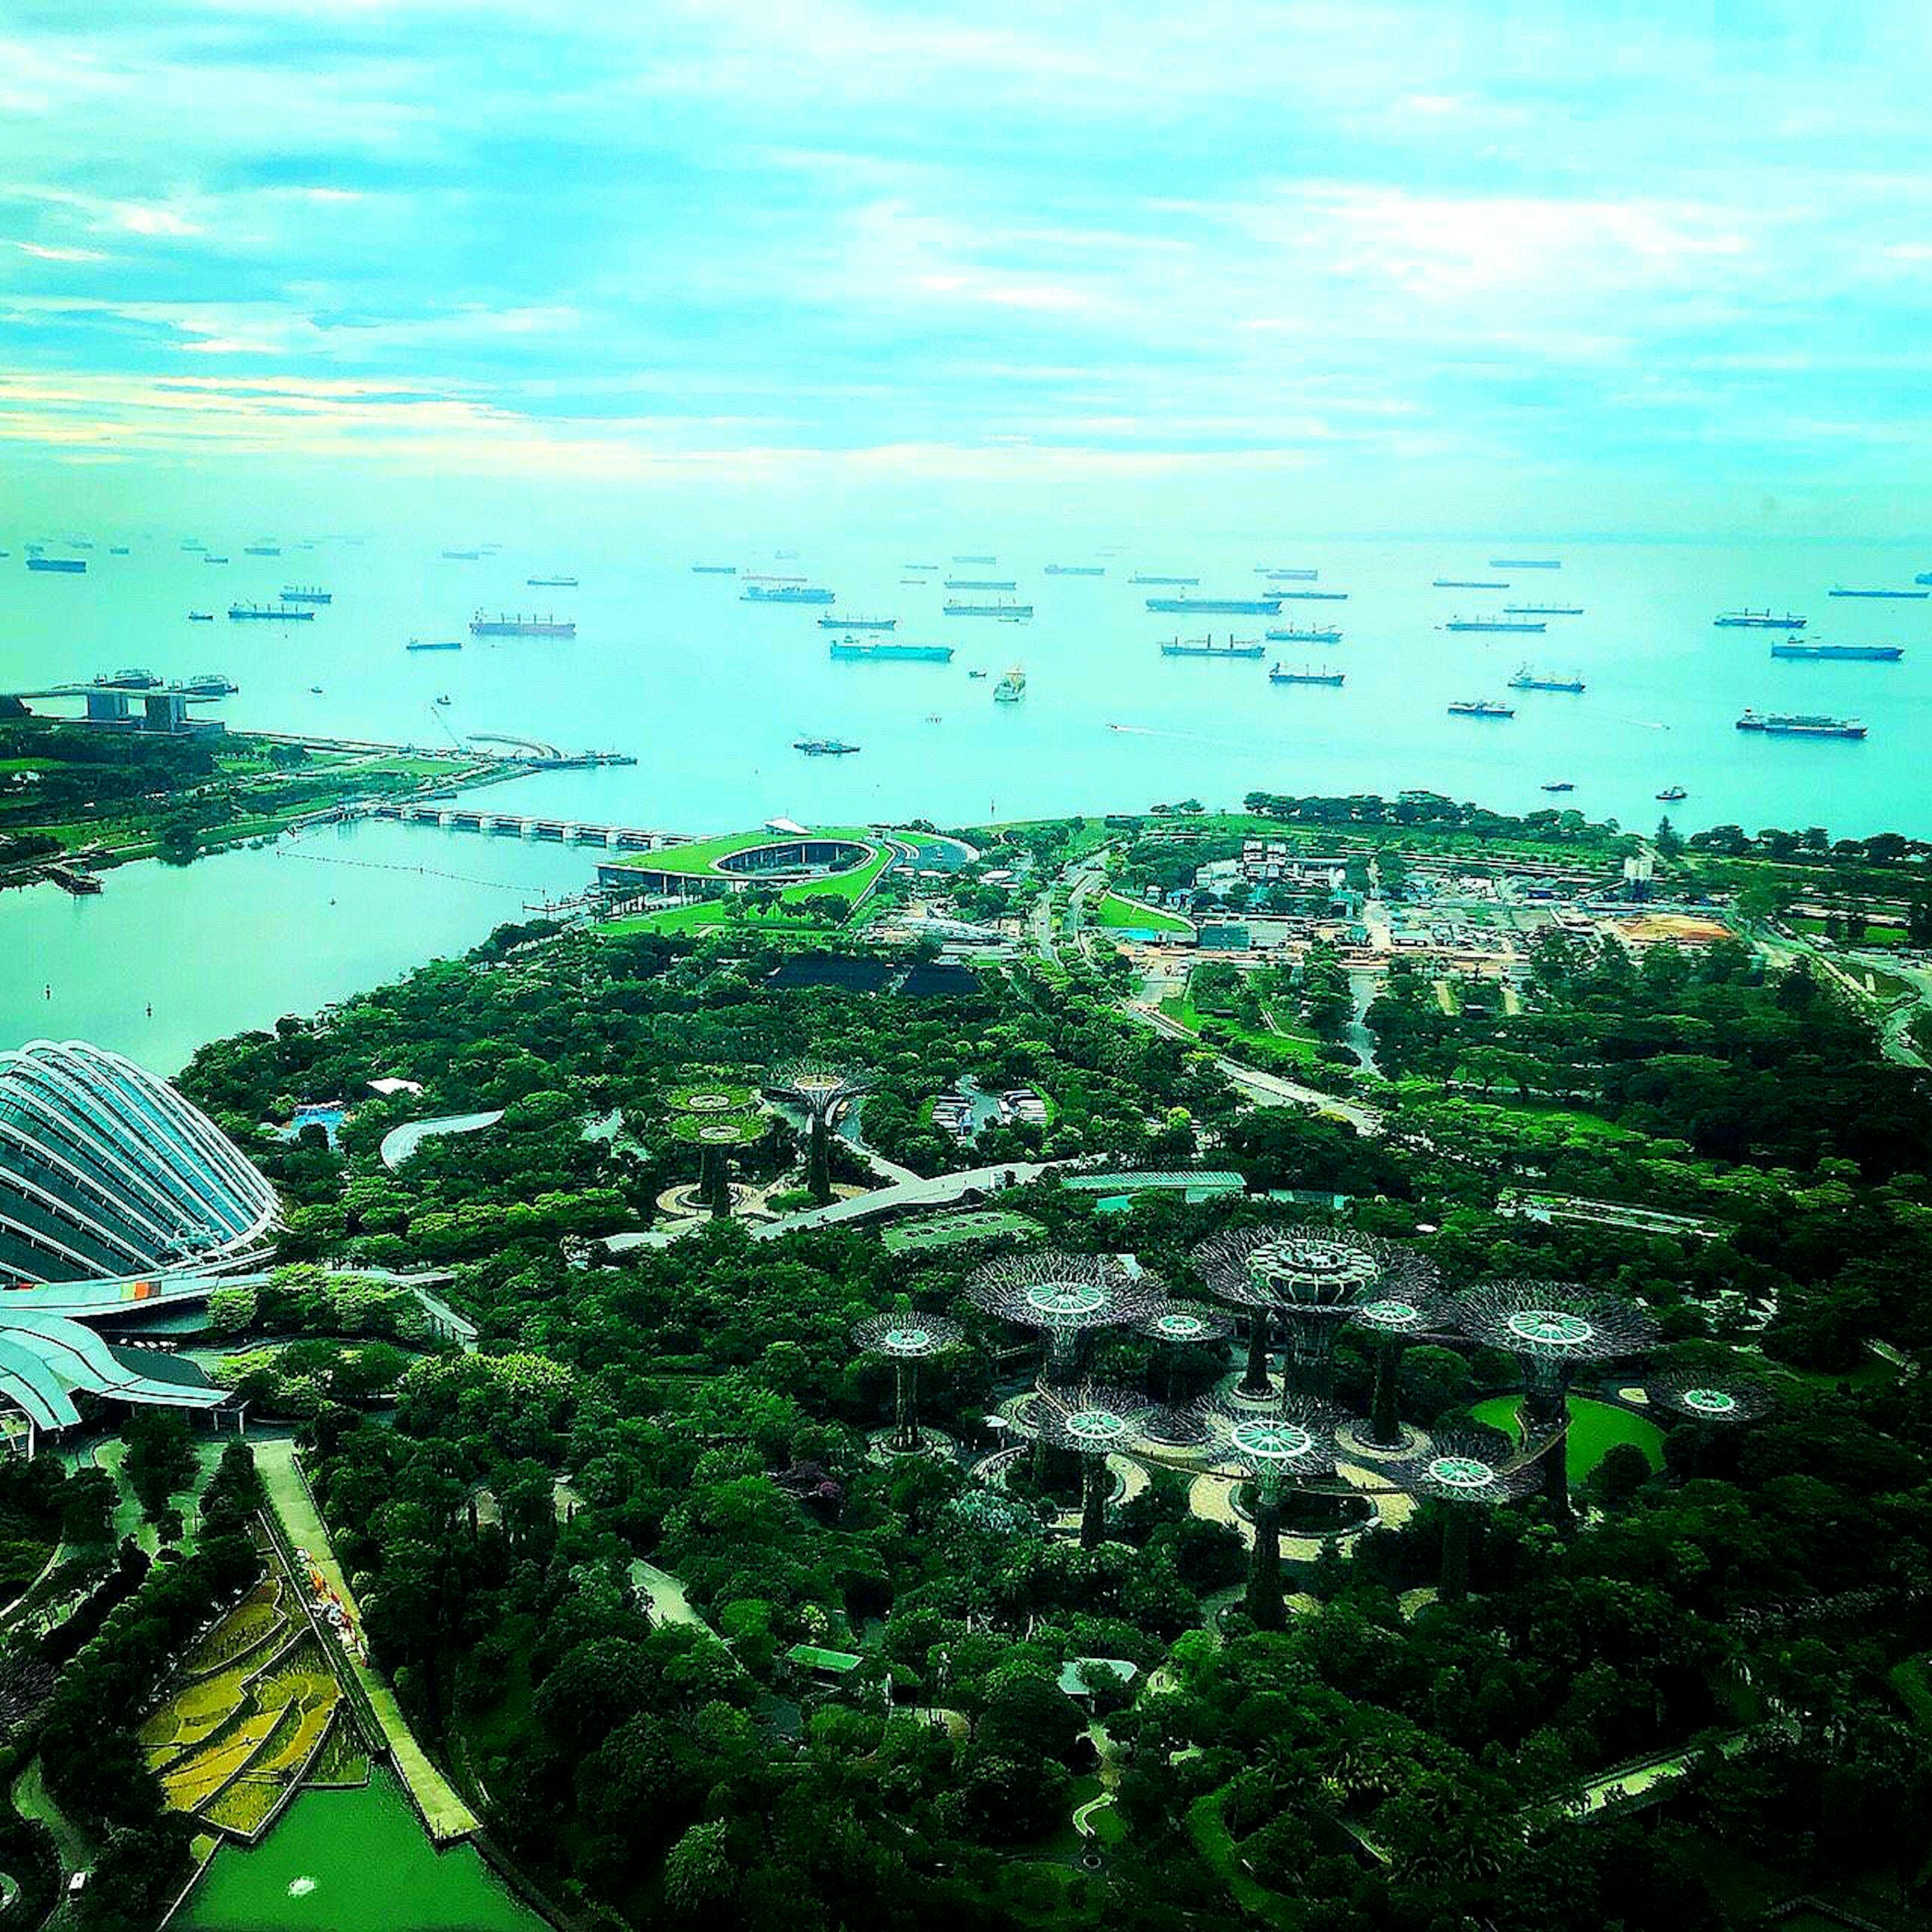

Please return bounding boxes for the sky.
[2,0,1931,535]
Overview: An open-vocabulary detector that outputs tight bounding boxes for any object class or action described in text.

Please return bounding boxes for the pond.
[174,1767,544,1932]
[1469,1394,1665,1481]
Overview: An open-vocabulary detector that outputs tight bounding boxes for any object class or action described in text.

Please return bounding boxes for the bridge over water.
[359,799,691,850]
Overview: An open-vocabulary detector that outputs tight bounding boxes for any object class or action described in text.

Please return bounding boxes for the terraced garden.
[139,1577,344,1840]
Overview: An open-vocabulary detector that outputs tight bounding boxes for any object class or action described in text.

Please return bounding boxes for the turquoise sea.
[3,530,1929,1068]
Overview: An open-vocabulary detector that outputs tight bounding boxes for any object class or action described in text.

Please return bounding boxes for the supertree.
[1393,1426,1540,1603]
[1194,1228,1439,1404]
[666,1083,765,1218]
[1195,1389,1338,1630]
[1451,1281,1659,1521]
[853,1312,965,1453]
[1649,1372,1774,1427]
[766,1059,877,1205]
[1351,1284,1452,1451]
[1137,1303,1237,1410]
[1010,1382,1199,1550]
[964,1252,1169,1385]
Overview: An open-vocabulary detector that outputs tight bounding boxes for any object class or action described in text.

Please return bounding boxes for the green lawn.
[1469,1395,1665,1480]
[1092,891,1191,934]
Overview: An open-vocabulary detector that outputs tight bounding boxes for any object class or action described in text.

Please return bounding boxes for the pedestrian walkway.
[253,1438,478,1842]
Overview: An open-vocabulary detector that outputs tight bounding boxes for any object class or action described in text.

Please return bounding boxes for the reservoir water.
[5,530,1930,1069]
[174,1767,543,1932]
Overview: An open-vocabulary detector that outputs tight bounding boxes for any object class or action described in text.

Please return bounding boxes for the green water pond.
[176,1768,543,1932]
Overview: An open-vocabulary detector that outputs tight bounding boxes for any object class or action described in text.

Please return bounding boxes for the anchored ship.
[946,598,1033,618]
[1130,574,1199,586]
[1259,568,1319,580]
[1542,781,1575,792]
[993,667,1026,703]
[1657,785,1687,801]
[26,556,85,573]
[229,603,314,621]
[1770,642,1903,661]
[1268,664,1344,686]
[1491,558,1561,569]
[528,575,579,588]
[280,585,332,604]
[952,554,997,564]
[1265,624,1343,645]
[817,613,898,630]
[1504,604,1584,616]
[829,639,953,662]
[691,564,738,574]
[1275,589,1348,601]
[743,584,835,604]
[1508,666,1586,693]
[1736,710,1866,738]
[1445,615,1545,633]
[442,548,481,560]
[244,543,281,556]
[1828,587,1926,600]
[1160,634,1265,658]
[406,638,462,652]
[1044,565,1105,576]
[470,611,576,637]
[794,737,861,756]
[944,578,1016,590]
[1434,578,1507,589]
[1716,609,1806,628]
[187,611,214,622]
[1146,595,1281,615]
[1447,698,1515,718]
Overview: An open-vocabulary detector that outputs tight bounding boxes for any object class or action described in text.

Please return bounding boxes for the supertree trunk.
[1439,1506,1473,1604]
[1286,1321,1334,1403]
[1527,1378,1573,1525]
[1080,1456,1108,1550]
[1369,1340,1402,1447]
[1246,1477,1284,1629]
[893,1358,919,1452]
[807,1110,833,1204]
[699,1145,730,1217]
[1240,1312,1272,1396]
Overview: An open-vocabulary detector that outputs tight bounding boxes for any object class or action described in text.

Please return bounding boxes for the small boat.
[187,611,214,622]
[994,666,1026,703]
[968,669,989,680]
[308,685,324,694]
[1657,785,1687,802]
[434,695,452,706]
[1541,781,1575,793]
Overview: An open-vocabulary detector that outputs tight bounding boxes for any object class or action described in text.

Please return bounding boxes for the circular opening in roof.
[1026,1281,1108,1319]
[1507,1309,1594,1347]
[1427,1454,1496,1491]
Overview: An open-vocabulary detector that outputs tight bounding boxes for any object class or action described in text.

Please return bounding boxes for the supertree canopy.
[1351,1285,1452,1450]
[1649,1373,1775,1426]
[667,1109,765,1216]
[964,1252,1169,1383]
[1195,1389,1339,1630]
[1194,1227,1439,1402]
[1137,1302,1238,1410]
[765,1059,877,1204]
[1010,1381,1200,1549]
[1393,1425,1540,1603]
[853,1311,966,1452]
[1451,1280,1659,1519]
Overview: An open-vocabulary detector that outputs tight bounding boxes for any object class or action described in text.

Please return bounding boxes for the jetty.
[357,800,689,851]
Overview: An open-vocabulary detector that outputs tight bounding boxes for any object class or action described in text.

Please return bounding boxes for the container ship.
[1716,609,1806,628]
[1160,634,1265,659]
[406,638,462,652]
[743,584,835,605]
[26,556,85,573]
[691,564,738,574]
[1146,595,1281,615]
[818,613,898,631]
[1735,710,1866,739]
[1045,565,1105,576]
[1445,615,1544,633]
[1130,574,1199,586]
[1828,587,1927,600]
[1265,624,1343,645]
[1508,667,1586,693]
[470,611,576,637]
[794,737,861,756]
[229,603,314,621]
[1504,604,1583,616]
[1447,698,1515,718]
[280,585,332,604]
[1268,664,1344,686]
[946,598,1033,618]
[994,667,1026,703]
[1770,642,1903,661]
[829,639,953,662]
[1434,578,1506,589]
[528,575,579,588]
[1491,558,1561,569]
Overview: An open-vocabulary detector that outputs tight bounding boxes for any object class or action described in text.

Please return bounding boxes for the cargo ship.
[1275,589,1348,601]
[829,639,952,662]
[1735,710,1866,739]
[470,611,576,637]
[229,603,314,621]
[1917,573,1932,586]
[280,585,332,604]
[1445,615,1544,633]
[1130,574,1199,586]
[1258,568,1319,580]
[406,638,462,652]
[818,613,898,630]
[946,598,1033,618]
[1447,698,1515,718]
[904,562,939,572]
[993,667,1026,703]
[1146,595,1281,615]
[1828,587,1926,600]
[442,548,481,560]
[1161,635,1265,659]
[1504,604,1584,616]
[1045,564,1105,576]
[743,584,835,605]
[187,611,214,622]
[794,737,861,756]
[1770,642,1903,661]
[1716,609,1805,628]
[108,546,129,556]
[528,575,579,588]
[691,564,738,574]
[1508,667,1586,693]
[203,554,229,564]
[26,556,86,573]
[1268,664,1344,686]
[945,578,1016,591]
[1265,624,1343,645]
[244,543,281,556]
[1433,578,1507,589]
[953,554,997,564]
[1491,558,1561,569]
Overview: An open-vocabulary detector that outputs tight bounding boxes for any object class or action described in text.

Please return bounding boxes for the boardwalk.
[253,1439,478,1843]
